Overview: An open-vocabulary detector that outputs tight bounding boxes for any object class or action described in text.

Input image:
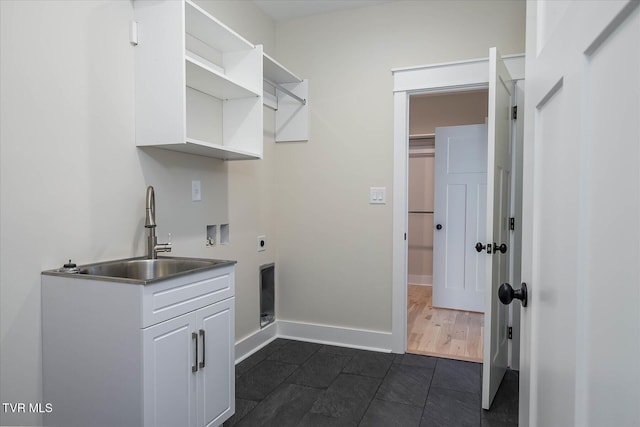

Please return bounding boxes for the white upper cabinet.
[134,0,263,160]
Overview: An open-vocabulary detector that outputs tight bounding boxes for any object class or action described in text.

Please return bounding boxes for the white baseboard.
[408,274,432,286]
[235,322,278,364]
[277,320,392,353]
[234,320,393,363]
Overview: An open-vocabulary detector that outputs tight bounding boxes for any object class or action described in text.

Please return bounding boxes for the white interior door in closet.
[433,124,488,313]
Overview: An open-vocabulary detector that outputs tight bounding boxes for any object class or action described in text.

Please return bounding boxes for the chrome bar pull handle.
[199,329,205,369]
[192,332,198,373]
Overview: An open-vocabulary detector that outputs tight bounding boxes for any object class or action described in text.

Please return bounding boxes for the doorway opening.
[392,52,525,409]
[406,89,488,363]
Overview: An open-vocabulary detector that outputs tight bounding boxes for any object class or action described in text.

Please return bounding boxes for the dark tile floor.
[225,339,518,427]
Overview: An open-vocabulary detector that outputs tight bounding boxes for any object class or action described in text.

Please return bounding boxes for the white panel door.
[482,48,513,410]
[197,298,235,427]
[433,124,488,313]
[521,1,640,426]
[143,312,197,427]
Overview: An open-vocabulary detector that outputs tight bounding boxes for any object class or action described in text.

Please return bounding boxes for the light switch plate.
[369,187,386,204]
[192,180,201,201]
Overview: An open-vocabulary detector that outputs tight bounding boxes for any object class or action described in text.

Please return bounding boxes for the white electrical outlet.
[192,180,201,201]
[257,235,266,252]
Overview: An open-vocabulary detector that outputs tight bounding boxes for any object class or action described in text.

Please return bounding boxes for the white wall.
[198,0,275,55]
[410,91,489,135]
[0,1,275,425]
[273,1,525,334]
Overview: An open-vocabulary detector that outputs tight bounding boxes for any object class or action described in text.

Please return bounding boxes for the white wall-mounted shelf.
[186,53,261,100]
[409,133,436,140]
[167,139,261,160]
[134,0,263,160]
[134,1,309,158]
[263,53,309,142]
[184,0,252,53]
[409,133,435,151]
[264,53,302,85]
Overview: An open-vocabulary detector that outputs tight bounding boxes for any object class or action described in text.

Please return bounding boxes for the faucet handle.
[154,233,172,255]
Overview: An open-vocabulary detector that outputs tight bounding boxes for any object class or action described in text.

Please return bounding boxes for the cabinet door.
[197,298,235,427]
[143,312,198,427]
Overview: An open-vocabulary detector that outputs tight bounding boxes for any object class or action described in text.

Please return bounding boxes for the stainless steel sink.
[43,256,234,284]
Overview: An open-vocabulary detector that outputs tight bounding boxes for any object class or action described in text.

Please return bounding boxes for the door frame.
[391,54,525,355]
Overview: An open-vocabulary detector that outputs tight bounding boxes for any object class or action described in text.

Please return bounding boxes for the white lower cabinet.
[198,299,235,427]
[143,298,234,427]
[42,263,235,427]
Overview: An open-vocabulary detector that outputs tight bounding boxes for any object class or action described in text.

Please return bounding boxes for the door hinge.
[508,326,513,339]
[404,233,407,241]
[509,217,515,231]
[512,106,518,120]
[130,20,139,46]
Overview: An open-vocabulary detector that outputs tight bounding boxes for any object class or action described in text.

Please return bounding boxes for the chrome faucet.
[145,186,171,259]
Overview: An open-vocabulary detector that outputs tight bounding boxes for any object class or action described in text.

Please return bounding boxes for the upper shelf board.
[185,0,254,53]
[186,53,261,100]
[157,138,262,160]
[263,53,302,85]
[409,133,436,140]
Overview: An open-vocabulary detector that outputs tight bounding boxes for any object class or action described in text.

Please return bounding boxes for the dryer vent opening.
[260,263,275,328]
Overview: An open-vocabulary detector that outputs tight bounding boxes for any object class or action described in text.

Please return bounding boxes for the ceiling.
[252,0,391,22]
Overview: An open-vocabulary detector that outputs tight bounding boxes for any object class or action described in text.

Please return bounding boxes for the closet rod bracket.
[263,78,307,105]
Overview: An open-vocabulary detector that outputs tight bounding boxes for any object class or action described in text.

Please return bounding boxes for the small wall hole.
[206,225,217,246]
[220,224,230,245]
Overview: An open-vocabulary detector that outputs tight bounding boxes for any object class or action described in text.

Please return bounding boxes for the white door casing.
[433,124,488,313]
[521,1,640,426]
[391,55,525,356]
[482,48,513,410]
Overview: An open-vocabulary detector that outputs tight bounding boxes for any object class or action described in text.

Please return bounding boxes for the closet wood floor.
[407,285,483,363]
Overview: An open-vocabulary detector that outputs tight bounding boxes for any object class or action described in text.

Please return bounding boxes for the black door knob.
[493,243,507,254]
[475,242,492,253]
[436,224,443,230]
[498,282,528,307]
